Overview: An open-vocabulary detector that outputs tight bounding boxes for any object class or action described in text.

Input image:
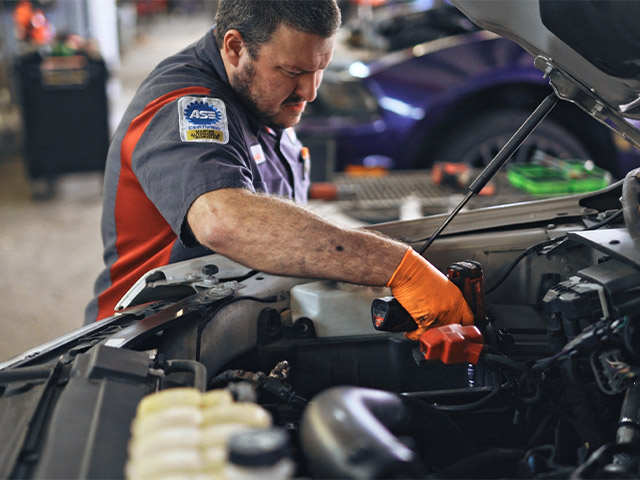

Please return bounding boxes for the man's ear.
[223,29,245,67]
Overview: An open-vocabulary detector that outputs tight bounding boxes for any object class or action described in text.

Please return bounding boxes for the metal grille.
[325,170,536,223]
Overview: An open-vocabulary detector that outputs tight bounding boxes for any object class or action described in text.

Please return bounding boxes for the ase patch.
[178,96,229,144]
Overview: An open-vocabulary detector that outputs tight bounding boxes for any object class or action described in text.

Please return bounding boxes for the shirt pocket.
[254,157,293,197]
[253,178,289,197]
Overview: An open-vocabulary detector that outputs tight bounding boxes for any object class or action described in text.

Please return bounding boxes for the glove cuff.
[387,247,447,289]
[386,247,415,288]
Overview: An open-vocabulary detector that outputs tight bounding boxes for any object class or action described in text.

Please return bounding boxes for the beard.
[230,60,304,129]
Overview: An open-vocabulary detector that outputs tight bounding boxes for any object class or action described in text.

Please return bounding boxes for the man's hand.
[387,247,474,341]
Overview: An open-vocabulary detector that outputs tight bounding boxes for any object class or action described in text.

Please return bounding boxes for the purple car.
[298,3,640,180]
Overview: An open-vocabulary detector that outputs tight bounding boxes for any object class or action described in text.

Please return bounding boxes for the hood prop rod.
[418,93,558,254]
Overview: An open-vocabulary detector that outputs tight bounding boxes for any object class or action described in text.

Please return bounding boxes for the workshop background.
[0,1,224,362]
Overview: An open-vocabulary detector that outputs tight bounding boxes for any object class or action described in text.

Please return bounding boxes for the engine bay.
[2,174,638,478]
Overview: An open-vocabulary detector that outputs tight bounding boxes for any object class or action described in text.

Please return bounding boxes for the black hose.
[208,369,242,389]
[486,237,561,294]
[517,372,542,405]
[433,372,505,412]
[0,366,52,384]
[482,353,527,373]
[625,317,639,359]
[163,359,207,392]
[300,386,423,479]
[621,167,640,242]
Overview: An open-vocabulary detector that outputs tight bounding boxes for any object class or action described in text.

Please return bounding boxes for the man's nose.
[296,71,321,103]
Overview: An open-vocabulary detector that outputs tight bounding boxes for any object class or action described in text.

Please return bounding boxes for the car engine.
[1,171,639,479]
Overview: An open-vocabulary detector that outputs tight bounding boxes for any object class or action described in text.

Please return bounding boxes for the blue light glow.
[348,62,370,78]
[379,96,425,120]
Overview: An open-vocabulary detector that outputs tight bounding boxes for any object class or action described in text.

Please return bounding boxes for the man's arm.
[187,187,406,285]
[187,187,474,333]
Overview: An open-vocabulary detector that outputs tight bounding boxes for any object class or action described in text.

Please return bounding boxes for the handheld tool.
[372,94,558,335]
[372,260,487,332]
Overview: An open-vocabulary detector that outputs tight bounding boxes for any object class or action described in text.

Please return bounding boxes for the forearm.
[187,188,407,285]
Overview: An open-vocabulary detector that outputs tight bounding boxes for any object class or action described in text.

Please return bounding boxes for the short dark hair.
[214,0,341,57]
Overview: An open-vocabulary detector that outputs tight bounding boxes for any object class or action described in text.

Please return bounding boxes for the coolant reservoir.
[290,281,391,337]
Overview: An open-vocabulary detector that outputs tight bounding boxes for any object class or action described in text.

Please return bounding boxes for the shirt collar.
[195,26,229,84]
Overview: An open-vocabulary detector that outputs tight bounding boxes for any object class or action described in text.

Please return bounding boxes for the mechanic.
[86,0,473,339]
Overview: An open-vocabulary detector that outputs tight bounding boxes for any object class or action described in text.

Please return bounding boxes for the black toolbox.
[14,51,109,196]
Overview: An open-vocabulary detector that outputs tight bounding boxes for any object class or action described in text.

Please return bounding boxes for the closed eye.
[280,68,302,78]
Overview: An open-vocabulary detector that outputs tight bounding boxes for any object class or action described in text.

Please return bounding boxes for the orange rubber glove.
[387,247,474,341]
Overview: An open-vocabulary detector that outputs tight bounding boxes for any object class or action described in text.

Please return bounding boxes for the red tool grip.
[419,324,484,364]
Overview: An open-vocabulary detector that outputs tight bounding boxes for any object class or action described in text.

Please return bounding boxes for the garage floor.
[0,14,218,362]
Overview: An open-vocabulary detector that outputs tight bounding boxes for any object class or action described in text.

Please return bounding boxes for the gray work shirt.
[86,27,310,323]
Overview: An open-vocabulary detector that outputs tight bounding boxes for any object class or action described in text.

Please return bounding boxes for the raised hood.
[451,0,640,149]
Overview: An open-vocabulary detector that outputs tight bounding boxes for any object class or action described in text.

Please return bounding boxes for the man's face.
[230,24,335,129]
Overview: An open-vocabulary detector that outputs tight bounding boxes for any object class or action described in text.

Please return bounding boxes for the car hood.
[451,0,640,150]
